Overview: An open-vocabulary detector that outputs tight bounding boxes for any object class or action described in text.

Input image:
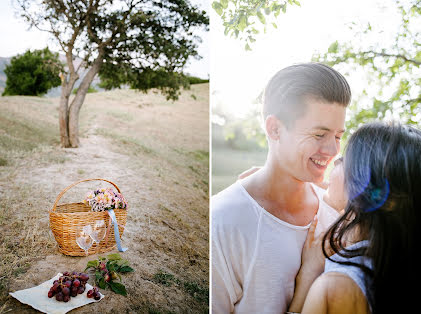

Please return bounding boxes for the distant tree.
[16,0,208,148]
[2,48,63,96]
[313,0,421,139]
[212,0,300,50]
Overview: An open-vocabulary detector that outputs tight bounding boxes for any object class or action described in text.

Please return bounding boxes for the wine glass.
[90,220,107,254]
[76,225,93,256]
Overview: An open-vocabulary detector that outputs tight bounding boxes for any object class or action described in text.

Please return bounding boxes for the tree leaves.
[16,0,209,101]
[214,0,301,49]
[313,0,421,140]
[85,253,134,296]
[2,47,64,96]
[109,282,127,296]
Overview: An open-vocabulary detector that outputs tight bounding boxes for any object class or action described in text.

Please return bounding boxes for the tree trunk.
[58,83,71,148]
[59,72,78,148]
[67,55,103,148]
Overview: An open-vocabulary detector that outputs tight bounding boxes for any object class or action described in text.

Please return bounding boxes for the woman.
[288,122,421,314]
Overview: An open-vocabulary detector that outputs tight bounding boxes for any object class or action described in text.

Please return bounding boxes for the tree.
[212,0,300,50]
[313,0,421,139]
[2,48,63,96]
[16,0,208,148]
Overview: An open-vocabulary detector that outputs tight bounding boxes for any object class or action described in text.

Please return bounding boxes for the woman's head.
[325,122,421,313]
[342,122,421,240]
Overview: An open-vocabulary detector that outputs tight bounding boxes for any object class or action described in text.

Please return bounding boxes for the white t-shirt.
[211,180,340,313]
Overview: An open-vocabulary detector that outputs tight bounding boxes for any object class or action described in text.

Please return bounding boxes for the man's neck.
[241,162,319,226]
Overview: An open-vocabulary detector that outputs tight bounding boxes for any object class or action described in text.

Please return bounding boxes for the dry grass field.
[0,84,209,313]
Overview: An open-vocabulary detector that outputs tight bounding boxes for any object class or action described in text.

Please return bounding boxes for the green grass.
[212,146,267,195]
[0,104,61,167]
[153,270,209,304]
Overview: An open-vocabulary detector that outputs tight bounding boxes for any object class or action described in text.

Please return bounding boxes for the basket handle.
[51,178,121,212]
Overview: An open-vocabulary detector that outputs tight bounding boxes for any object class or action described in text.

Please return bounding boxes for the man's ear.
[265,115,282,140]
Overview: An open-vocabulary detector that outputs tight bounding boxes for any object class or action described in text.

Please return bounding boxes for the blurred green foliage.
[187,76,210,85]
[218,0,421,147]
[212,0,300,50]
[2,47,63,96]
[72,86,97,94]
[313,0,421,140]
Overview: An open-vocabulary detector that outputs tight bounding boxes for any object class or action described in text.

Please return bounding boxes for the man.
[211,63,351,313]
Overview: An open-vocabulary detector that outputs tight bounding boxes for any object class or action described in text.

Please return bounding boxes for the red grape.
[56,292,63,301]
[87,289,94,298]
[73,279,80,287]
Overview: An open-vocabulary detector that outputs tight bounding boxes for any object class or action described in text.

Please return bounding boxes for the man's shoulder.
[211,182,258,224]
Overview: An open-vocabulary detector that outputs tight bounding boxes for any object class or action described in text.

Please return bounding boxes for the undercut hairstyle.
[263,63,351,128]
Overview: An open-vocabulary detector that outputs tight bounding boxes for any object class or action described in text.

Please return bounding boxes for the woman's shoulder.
[303,272,370,314]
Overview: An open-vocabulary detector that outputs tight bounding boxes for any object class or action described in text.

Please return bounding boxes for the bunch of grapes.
[47,271,90,302]
[86,286,101,300]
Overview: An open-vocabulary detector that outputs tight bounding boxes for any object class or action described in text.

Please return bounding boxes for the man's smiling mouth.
[310,158,328,167]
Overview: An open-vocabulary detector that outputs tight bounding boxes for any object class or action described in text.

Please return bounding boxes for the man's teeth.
[311,158,327,166]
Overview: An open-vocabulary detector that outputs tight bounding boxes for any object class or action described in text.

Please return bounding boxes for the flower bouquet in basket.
[49,178,128,256]
[83,187,128,252]
[83,188,128,212]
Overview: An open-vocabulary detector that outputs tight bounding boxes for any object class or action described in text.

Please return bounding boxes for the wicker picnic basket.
[49,178,127,256]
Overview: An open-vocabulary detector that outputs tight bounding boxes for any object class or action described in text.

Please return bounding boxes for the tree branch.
[362,51,421,66]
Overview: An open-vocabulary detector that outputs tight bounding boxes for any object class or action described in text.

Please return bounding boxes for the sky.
[0,0,210,79]
[210,0,401,119]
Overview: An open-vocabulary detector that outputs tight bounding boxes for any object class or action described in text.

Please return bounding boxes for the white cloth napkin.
[9,273,104,314]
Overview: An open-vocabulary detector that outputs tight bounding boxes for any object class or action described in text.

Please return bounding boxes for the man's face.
[272,100,346,183]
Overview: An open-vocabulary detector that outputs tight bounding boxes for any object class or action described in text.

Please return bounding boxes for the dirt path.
[0,84,209,313]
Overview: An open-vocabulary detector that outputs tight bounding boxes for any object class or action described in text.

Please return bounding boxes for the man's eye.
[335,136,342,140]
[315,134,324,138]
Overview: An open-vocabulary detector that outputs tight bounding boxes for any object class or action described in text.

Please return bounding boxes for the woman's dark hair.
[263,62,351,128]
[323,122,421,313]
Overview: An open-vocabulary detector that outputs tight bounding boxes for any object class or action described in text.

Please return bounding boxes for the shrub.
[2,48,63,96]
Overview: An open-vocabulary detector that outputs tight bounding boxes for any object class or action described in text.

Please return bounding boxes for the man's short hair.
[263,63,351,128]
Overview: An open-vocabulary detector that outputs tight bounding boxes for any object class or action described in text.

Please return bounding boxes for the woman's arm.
[288,217,326,312]
[301,272,370,314]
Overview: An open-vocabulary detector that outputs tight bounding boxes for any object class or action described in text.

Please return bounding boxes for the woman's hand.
[299,217,326,280]
[288,217,326,313]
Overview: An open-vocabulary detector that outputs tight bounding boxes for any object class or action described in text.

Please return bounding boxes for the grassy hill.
[0,84,209,313]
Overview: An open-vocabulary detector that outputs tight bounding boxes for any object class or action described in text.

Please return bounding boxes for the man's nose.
[320,136,339,156]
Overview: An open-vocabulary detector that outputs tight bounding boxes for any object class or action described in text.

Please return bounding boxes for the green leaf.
[95,271,102,282]
[107,253,122,261]
[212,2,223,16]
[220,0,228,9]
[116,259,129,267]
[98,277,106,289]
[257,11,266,24]
[328,41,339,53]
[272,23,278,29]
[85,260,99,270]
[119,266,135,273]
[238,14,247,31]
[245,43,251,51]
[109,281,127,296]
